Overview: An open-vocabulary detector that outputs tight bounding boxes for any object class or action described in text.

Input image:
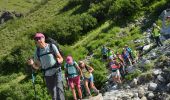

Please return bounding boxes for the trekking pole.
[31,67,37,100]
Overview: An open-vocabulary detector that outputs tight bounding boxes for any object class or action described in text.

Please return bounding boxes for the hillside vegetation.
[0,0,170,99]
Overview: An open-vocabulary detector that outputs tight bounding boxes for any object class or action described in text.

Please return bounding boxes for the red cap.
[66,56,73,64]
[34,33,45,39]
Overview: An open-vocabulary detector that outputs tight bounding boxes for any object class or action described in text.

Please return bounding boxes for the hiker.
[107,57,121,84]
[116,52,126,78]
[107,48,116,61]
[152,23,163,47]
[101,45,108,61]
[125,45,134,62]
[64,56,83,100]
[122,48,132,66]
[27,33,65,100]
[78,61,99,97]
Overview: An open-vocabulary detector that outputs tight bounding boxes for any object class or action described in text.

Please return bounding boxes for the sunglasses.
[34,37,43,41]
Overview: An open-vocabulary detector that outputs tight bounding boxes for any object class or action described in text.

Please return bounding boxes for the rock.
[166,83,170,92]
[157,75,166,82]
[143,44,152,51]
[153,69,162,75]
[133,92,140,100]
[147,92,154,99]
[144,60,151,65]
[83,93,103,100]
[141,96,147,100]
[148,83,157,91]
[124,85,131,89]
[165,51,170,56]
[138,87,145,98]
[126,65,135,73]
[130,78,138,88]
[122,94,132,100]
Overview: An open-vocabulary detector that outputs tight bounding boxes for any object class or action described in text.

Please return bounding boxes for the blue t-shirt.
[122,51,129,59]
[34,44,59,76]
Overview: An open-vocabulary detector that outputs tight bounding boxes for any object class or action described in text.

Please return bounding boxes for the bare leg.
[90,82,99,94]
[84,79,91,96]
[77,86,82,100]
[71,88,77,100]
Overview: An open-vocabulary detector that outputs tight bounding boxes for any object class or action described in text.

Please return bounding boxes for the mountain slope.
[0,0,69,59]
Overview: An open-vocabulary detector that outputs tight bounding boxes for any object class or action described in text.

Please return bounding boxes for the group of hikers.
[27,22,164,100]
[27,33,99,100]
[101,44,138,84]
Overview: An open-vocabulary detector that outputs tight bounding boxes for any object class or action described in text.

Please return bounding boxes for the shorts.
[111,70,121,78]
[85,74,94,83]
[68,75,81,89]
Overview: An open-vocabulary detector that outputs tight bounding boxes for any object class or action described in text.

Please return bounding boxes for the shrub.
[125,69,142,81]
[143,62,154,71]
[0,40,34,74]
[89,58,107,89]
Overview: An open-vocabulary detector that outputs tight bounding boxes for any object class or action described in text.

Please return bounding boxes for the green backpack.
[66,61,79,78]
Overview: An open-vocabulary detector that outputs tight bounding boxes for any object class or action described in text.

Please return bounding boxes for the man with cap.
[27,33,65,100]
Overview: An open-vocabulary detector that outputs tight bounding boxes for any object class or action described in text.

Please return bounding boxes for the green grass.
[0,0,70,59]
[0,0,44,14]
[0,0,169,99]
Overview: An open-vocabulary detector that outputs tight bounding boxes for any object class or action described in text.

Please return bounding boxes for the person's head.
[78,61,85,68]
[66,56,73,64]
[34,33,45,47]
[125,45,128,48]
[116,52,119,55]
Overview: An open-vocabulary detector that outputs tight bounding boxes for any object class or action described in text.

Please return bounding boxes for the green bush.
[143,62,154,71]
[44,14,97,45]
[0,40,34,74]
[125,69,142,81]
[89,58,107,89]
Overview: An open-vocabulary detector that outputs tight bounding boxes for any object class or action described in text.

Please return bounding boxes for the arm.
[87,66,94,73]
[27,59,41,70]
[52,44,63,64]
[55,52,63,64]
[75,65,83,77]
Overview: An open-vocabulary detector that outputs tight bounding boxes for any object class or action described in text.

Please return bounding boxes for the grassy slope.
[0,74,26,91]
[0,0,168,99]
[0,0,70,59]
[0,0,71,98]
[0,0,37,13]
[72,21,110,49]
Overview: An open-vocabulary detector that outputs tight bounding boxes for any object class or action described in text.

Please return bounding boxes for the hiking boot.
[94,90,99,95]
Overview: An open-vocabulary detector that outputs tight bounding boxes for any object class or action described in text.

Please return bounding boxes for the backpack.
[36,37,63,73]
[45,37,63,56]
[36,37,63,62]
[126,47,132,53]
[65,61,79,78]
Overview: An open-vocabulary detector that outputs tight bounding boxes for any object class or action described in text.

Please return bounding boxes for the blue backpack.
[126,47,132,53]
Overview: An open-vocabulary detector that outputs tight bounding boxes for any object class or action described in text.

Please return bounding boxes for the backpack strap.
[36,44,53,61]
[36,44,60,74]
[49,43,60,65]
[85,65,90,73]
[37,44,59,64]
[66,62,79,78]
